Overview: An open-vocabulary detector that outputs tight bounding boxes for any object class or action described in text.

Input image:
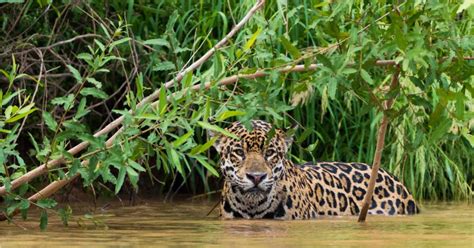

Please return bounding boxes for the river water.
[0,200,472,247]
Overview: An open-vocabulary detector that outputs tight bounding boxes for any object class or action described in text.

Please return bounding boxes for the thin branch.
[357,66,400,223]
[0,34,101,58]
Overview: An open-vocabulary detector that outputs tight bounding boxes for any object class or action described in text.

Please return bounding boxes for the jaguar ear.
[208,130,223,153]
[283,124,298,151]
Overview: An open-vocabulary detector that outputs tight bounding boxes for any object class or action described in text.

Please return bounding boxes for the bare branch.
[357,66,400,223]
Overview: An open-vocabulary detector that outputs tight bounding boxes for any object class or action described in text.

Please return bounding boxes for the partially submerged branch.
[357,66,400,223]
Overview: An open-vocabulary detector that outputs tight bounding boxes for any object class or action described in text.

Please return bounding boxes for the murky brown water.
[0,200,472,247]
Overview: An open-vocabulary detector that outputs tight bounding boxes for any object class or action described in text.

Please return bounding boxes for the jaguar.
[210,120,419,219]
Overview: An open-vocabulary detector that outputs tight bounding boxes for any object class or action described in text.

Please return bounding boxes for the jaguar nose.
[246,172,267,185]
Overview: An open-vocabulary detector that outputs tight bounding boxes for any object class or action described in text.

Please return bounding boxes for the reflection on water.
[0,200,472,247]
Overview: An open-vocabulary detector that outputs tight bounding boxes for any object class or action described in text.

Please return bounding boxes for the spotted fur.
[211,120,419,220]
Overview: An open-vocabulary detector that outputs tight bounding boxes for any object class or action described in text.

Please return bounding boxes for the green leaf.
[5,105,36,123]
[134,113,161,120]
[63,120,87,133]
[17,102,35,115]
[172,130,194,148]
[40,210,48,231]
[80,87,108,99]
[194,155,219,177]
[216,110,246,122]
[135,73,144,100]
[86,77,102,88]
[0,129,11,134]
[182,71,193,89]
[159,86,168,116]
[77,53,93,61]
[143,38,170,47]
[197,121,239,140]
[66,65,82,83]
[243,28,262,51]
[28,132,40,154]
[68,158,81,176]
[153,61,175,71]
[126,166,139,188]
[42,112,57,131]
[128,159,146,172]
[280,36,301,59]
[445,163,454,182]
[100,55,126,66]
[51,94,75,110]
[327,78,338,99]
[455,94,465,120]
[109,37,131,51]
[37,198,57,209]
[94,39,106,52]
[5,111,33,123]
[429,118,452,143]
[115,166,126,194]
[99,23,111,39]
[190,136,218,155]
[75,98,90,119]
[462,133,474,148]
[174,47,192,53]
[96,68,110,73]
[5,105,14,119]
[1,90,23,106]
[0,155,6,174]
[213,52,224,78]
[360,69,374,85]
[341,68,357,75]
[169,148,184,176]
[264,106,284,120]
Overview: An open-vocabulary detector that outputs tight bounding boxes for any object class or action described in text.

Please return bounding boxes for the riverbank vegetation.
[0,0,473,229]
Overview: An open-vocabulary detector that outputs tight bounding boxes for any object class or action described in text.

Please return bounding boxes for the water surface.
[0,200,472,247]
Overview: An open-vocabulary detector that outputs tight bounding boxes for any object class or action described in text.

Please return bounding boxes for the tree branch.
[0,34,101,58]
[357,66,400,222]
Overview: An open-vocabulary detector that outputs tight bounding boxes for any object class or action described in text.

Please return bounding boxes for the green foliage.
[0,57,39,222]
[0,0,473,229]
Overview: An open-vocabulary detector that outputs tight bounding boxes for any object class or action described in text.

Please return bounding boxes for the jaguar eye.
[265,149,275,157]
[235,149,244,156]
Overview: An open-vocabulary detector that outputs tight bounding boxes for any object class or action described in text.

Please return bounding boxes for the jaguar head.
[210,120,294,197]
